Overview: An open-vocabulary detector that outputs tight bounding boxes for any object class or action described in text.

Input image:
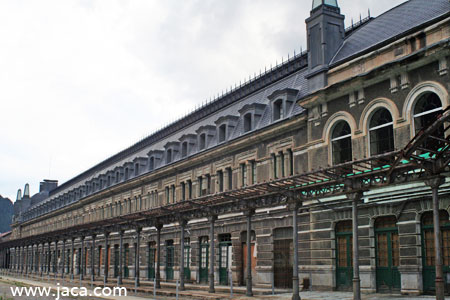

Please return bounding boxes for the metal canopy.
[1,106,449,248]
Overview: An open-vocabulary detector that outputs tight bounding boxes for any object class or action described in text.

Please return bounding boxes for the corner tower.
[306,0,345,91]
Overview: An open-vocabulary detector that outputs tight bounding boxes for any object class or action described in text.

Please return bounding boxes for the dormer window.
[149,157,155,171]
[238,103,266,134]
[244,113,252,132]
[218,124,226,142]
[215,115,238,144]
[164,142,179,164]
[166,149,172,164]
[135,163,139,176]
[199,133,206,150]
[147,150,164,170]
[116,171,120,183]
[181,142,188,158]
[196,125,215,151]
[273,99,284,121]
[124,168,129,180]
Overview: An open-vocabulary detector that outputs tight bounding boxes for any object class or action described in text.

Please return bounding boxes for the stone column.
[291,204,300,300]
[246,210,254,297]
[209,215,217,293]
[70,238,75,281]
[91,234,96,282]
[104,232,109,284]
[135,228,141,287]
[349,192,363,300]
[118,230,123,285]
[80,236,84,281]
[156,224,163,289]
[426,176,445,300]
[62,240,65,278]
[180,220,187,291]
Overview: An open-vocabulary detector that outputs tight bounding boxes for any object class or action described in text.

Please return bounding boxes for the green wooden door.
[166,243,174,280]
[219,241,232,285]
[148,247,155,280]
[124,245,129,278]
[184,245,191,280]
[375,227,400,291]
[336,221,352,290]
[199,239,209,284]
[114,246,119,278]
[422,211,450,294]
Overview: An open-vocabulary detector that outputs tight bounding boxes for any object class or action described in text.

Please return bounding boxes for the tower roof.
[312,0,338,10]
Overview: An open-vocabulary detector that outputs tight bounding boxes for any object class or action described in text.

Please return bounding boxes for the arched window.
[413,92,443,136]
[369,108,394,156]
[244,113,252,132]
[331,121,352,165]
[273,99,284,121]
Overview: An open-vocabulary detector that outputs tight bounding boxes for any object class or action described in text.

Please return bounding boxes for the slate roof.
[25,66,308,212]
[331,0,450,65]
[20,0,450,218]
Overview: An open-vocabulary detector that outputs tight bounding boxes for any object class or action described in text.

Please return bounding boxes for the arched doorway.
[273,227,293,289]
[336,220,352,290]
[199,236,209,284]
[124,243,129,278]
[219,234,232,285]
[165,240,174,280]
[147,242,156,280]
[375,216,400,292]
[240,230,256,286]
[422,210,450,294]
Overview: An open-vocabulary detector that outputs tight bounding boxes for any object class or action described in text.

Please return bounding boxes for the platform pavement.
[1,274,449,300]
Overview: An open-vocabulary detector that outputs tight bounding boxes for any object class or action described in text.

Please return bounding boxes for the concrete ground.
[0,275,449,300]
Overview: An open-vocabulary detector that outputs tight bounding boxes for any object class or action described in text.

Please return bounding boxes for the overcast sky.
[0,0,405,201]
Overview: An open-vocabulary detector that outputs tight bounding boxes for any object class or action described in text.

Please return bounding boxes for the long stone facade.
[1,0,450,298]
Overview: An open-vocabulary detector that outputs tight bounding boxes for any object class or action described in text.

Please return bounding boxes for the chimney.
[39,179,58,193]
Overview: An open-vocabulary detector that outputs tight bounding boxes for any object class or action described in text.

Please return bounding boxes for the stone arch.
[403,81,449,138]
[323,111,358,142]
[323,112,357,165]
[359,98,400,136]
[403,81,449,123]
